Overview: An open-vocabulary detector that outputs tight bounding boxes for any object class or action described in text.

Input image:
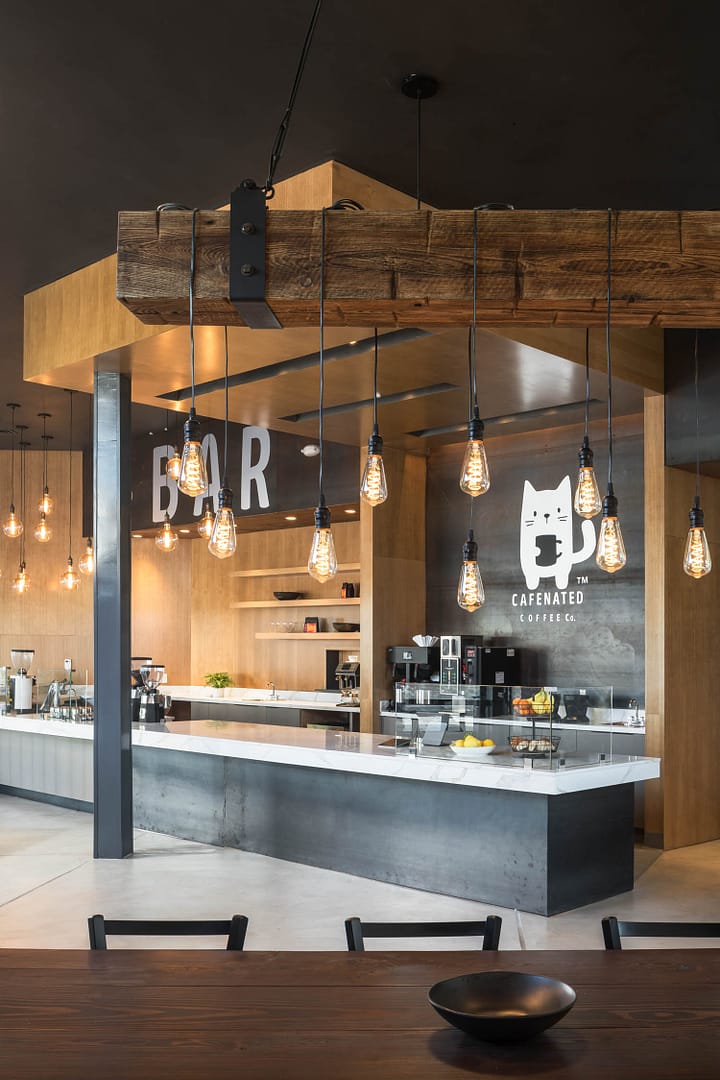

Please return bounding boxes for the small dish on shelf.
[273,591,303,601]
[449,744,496,759]
[333,622,360,632]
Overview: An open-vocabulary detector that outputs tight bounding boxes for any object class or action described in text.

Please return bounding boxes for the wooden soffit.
[117,209,720,331]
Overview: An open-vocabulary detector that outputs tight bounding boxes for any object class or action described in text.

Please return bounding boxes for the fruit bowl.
[450,744,496,759]
[508,735,561,757]
[531,702,552,715]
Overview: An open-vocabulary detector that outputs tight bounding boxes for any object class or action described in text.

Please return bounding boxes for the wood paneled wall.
[131,539,192,682]
[0,450,92,679]
[645,394,720,848]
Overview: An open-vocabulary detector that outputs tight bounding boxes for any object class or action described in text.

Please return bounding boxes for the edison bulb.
[155,512,178,552]
[459,438,490,496]
[574,467,602,518]
[308,503,337,583]
[38,489,55,515]
[34,514,53,543]
[78,539,95,575]
[457,530,486,611]
[596,515,627,573]
[361,454,388,506]
[209,508,237,559]
[683,502,712,578]
[59,557,80,591]
[166,449,182,482]
[3,508,23,538]
[178,411,208,496]
[197,497,215,539]
[12,563,30,594]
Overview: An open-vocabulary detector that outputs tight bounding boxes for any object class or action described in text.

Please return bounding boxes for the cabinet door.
[262,707,300,727]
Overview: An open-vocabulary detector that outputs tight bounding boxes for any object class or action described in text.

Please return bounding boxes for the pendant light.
[12,434,30,594]
[457,511,485,613]
[308,207,338,583]
[59,391,80,591]
[37,412,55,515]
[595,209,627,574]
[683,330,712,578]
[166,409,182,482]
[78,537,95,575]
[155,511,178,552]
[360,329,388,506]
[573,331,602,518]
[197,497,214,539]
[178,208,209,497]
[459,209,490,497]
[3,403,23,538]
[208,327,237,559]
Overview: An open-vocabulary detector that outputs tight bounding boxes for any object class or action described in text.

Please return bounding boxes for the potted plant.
[204,672,233,698]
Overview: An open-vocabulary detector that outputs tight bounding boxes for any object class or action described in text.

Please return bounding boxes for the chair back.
[345,915,501,951]
[88,914,248,951]
[602,915,720,950]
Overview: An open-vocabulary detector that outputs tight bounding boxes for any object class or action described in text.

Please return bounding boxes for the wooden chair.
[602,916,720,950]
[88,914,248,950]
[344,915,502,951]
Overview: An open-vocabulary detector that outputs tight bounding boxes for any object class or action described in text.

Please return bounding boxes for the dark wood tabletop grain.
[1,949,718,1079]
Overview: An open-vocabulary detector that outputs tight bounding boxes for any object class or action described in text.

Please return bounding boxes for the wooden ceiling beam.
[117,209,720,330]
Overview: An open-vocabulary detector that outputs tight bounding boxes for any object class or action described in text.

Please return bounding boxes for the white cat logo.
[520,476,595,590]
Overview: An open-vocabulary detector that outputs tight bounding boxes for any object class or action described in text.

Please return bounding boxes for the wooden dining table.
[1,948,718,1079]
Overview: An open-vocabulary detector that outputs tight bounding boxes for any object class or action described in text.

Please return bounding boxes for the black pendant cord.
[223,325,230,487]
[318,206,327,503]
[20,440,25,565]
[372,328,379,430]
[263,0,323,199]
[68,390,73,561]
[606,208,614,492]
[585,329,591,439]
[471,207,479,412]
[416,89,422,210]
[9,405,17,507]
[694,329,701,504]
[189,207,199,413]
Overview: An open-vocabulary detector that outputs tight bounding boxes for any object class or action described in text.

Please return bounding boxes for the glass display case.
[387,684,631,769]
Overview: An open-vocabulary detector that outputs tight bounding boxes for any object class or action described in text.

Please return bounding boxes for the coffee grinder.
[131,657,152,723]
[10,648,35,713]
[138,664,166,724]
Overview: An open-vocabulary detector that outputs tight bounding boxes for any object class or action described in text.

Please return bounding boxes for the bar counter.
[0,714,659,915]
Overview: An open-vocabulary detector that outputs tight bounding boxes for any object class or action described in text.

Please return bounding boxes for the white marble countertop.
[166,685,360,713]
[0,714,659,796]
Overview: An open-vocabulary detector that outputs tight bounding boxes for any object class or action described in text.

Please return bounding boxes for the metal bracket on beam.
[229,180,282,329]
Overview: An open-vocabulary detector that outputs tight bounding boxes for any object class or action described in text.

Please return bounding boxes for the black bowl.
[274,592,303,601]
[428,970,576,1042]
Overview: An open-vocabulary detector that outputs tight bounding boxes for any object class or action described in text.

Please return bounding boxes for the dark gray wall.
[665,329,720,470]
[426,426,645,706]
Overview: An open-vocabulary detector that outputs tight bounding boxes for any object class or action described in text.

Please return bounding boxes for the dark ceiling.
[1,0,713,450]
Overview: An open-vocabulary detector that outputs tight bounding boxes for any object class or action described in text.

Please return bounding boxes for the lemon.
[463,734,482,747]
[482,739,495,747]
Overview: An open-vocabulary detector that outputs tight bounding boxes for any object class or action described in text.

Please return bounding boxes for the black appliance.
[387,645,440,685]
[463,645,522,687]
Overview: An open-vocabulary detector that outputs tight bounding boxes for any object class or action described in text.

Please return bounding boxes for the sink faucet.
[628,698,641,726]
[266,682,278,701]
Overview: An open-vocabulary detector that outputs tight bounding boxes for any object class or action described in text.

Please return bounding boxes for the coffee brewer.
[10,648,35,713]
[138,664,167,723]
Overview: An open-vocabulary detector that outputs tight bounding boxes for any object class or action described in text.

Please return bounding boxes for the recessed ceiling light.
[148,431,154,436]
[348,340,357,345]
[285,515,297,521]
[300,444,320,457]
[179,528,190,534]
[132,533,143,539]
[344,508,357,514]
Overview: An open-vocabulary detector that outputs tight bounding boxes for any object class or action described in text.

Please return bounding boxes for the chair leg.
[601,916,622,950]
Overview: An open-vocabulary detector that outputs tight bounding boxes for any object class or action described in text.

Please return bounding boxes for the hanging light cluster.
[683,331,712,579]
[308,207,338,583]
[595,209,627,574]
[457,208,488,612]
[360,330,388,507]
[178,209,209,499]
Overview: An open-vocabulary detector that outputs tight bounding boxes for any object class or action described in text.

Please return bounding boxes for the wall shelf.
[255,632,360,641]
[232,598,360,610]
[231,563,360,580]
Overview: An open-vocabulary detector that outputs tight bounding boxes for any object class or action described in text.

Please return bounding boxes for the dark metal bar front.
[93,370,133,857]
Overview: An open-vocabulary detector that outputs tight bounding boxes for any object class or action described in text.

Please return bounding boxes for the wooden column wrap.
[118,209,720,329]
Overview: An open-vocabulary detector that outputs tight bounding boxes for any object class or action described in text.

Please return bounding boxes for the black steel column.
[93,370,133,857]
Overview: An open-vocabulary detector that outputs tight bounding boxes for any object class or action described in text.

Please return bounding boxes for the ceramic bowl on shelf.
[333,622,360,633]
[273,592,303,601]
[428,970,576,1042]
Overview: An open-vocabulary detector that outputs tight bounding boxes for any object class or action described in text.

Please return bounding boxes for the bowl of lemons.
[449,734,496,758]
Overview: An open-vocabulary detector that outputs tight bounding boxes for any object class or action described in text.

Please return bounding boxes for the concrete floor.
[1,794,719,950]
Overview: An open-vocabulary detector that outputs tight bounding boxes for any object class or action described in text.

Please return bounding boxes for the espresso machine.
[10,649,35,713]
[131,657,152,722]
[138,664,167,724]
